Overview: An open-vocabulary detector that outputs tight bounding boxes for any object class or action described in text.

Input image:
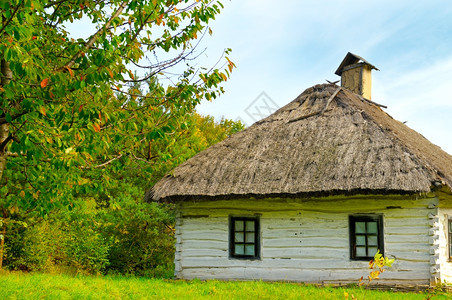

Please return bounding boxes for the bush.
[7,206,110,275]
[98,196,175,277]
[4,194,175,277]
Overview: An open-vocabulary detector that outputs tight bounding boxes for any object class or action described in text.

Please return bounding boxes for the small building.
[146,53,452,287]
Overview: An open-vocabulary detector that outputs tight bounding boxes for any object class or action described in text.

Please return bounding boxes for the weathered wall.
[175,195,437,286]
[437,193,452,284]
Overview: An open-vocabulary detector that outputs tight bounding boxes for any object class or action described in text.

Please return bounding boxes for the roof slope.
[147,84,452,201]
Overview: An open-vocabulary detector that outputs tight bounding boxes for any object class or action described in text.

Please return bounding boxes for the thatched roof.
[146,83,452,202]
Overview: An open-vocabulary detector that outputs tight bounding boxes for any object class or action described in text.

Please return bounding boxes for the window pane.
[368,247,378,256]
[245,221,255,232]
[246,232,255,243]
[368,235,378,246]
[356,247,366,257]
[367,222,378,234]
[235,233,244,243]
[245,245,255,256]
[356,235,366,246]
[235,244,244,255]
[235,220,244,231]
[355,222,366,233]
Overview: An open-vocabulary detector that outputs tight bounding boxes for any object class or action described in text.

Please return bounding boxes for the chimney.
[335,52,379,100]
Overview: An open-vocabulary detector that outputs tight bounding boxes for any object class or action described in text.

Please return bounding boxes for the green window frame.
[349,215,384,260]
[229,216,260,259]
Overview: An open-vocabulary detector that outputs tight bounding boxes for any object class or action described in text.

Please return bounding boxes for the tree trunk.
[0,59,12,183]
[0,210,6,269]
[0,21,13,268]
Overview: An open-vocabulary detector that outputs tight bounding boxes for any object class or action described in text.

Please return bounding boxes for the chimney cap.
[335,52,379,76]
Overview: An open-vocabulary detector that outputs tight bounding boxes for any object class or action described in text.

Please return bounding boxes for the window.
[448,218,452,261]
[229,216,260,259]
[349,215,384,260]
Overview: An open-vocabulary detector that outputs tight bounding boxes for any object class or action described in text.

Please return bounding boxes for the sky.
[193,0,452,154]
[66,0,452,154]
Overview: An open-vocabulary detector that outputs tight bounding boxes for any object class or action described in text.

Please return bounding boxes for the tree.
[0,0,234,269]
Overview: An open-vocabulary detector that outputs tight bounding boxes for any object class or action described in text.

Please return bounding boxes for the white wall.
[175,195,437,286]
[437,193,452,284]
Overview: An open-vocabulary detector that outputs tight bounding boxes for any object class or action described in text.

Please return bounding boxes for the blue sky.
[195,0,452,154]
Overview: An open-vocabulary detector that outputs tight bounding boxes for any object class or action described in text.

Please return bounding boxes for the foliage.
[6,203,110,275]
[359,250,395,286]
[97,191,175,277]
[344,250,395,300]
[0,273,442,300]
[2,113,243,275]
[0,0,234,268]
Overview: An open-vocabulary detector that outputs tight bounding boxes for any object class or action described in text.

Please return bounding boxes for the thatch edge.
[146,187,442,203]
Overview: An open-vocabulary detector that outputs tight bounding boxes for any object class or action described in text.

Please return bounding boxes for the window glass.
[235,244,244,255]
[246,221,255,231]
[368,247,378,256]
[245,245,255,256]
[350,215,383,260]
[367,222,377,234]
[235,233,244,243]
[230,217,260,259]
[235,220,244,231]
[368,235,378,246]
[246,232,254,243]
[356,235,366,246]
[356,247,366,257]
[355,222,366,233]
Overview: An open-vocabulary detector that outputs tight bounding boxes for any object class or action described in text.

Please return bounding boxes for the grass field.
[0,272,450,299]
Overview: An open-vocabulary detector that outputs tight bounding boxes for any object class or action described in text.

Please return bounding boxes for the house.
[146,53,452,287]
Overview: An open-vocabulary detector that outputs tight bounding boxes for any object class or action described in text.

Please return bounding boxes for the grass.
[0,272,450,299]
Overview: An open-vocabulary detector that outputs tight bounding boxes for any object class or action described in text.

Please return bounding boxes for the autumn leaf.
[156,14,164,25]
[93,123,101,132]
[220,72,227,81]
[65,66,74,78]
[106,67,114,79]
[39,106,47,116]
[19,190,25,198]
[79,105,83,112]
[225,57,236,73]
[40,78,49,88]
[127,69,135,80]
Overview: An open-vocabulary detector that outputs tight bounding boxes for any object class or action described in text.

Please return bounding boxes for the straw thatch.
[146,83,452,202]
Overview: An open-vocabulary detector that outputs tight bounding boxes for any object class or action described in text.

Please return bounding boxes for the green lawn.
[0,272,449,299]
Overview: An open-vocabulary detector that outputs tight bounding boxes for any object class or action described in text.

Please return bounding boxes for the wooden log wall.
[175,195,438,286]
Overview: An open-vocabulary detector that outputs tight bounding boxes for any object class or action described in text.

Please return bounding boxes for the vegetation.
[0,0,238,272]
[2,272,448,300]
[2,112,243,275]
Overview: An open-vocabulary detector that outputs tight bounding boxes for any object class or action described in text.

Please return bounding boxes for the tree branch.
[0,5,21,37]
[0,111,28,125]
[57,0,129,72]
[81,154,124,169]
